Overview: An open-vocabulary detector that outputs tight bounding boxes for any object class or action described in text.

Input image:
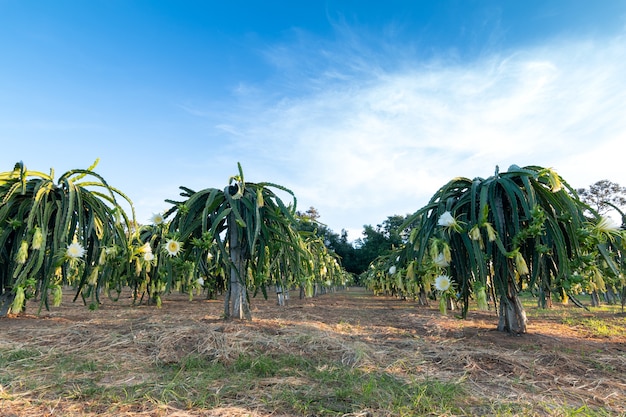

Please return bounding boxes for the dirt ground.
[1,287,626,416]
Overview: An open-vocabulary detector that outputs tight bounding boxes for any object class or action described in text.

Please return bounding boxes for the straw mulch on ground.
[1,287,625,416]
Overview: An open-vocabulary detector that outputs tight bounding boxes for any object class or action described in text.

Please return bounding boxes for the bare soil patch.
[1,287,625,416]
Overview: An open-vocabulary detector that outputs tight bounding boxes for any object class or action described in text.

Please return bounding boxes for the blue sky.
[2,1,626,240]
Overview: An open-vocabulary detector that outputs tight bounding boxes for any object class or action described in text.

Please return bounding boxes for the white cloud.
[199,31,626,240]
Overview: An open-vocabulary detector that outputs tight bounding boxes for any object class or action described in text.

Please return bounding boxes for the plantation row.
[0,161,349,320]
[362,165,625,333]
[1,160,625,333]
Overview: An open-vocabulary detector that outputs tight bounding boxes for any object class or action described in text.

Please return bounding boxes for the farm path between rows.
[2,287,626,416]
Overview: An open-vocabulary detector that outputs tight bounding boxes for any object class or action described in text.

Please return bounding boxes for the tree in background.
[325,229,360,275]
[577,180,626,217]
[296,207,362,277]
[297,210,416,280]
[355,215,409,262]
[297,206,321,223]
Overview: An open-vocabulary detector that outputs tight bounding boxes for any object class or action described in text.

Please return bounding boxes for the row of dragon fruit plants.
[0,161,350,320]
[361,165,625,334]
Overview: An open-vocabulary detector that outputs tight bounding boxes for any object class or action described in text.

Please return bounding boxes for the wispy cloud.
[200,29,626,239]
[5,4,625,239]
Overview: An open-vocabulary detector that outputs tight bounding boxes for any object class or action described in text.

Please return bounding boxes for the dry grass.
[1,287,626,416]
